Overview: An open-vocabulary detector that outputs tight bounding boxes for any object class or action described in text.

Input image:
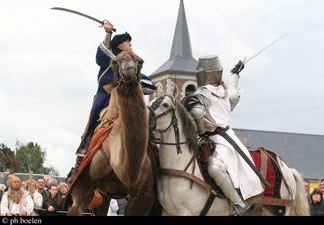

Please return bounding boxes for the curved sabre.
[51,7,116,32]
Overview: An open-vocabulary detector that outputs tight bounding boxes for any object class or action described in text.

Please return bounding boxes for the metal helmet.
[196,55,223,87]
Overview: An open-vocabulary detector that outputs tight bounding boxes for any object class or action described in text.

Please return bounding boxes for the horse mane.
[174,99,198,154]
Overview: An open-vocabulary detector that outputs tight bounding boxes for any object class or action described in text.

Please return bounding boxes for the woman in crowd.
[58,182,69,199]
[26,179,43,216]
[58,182,69,211]
[309,188,324,216]
[42,184,64,216]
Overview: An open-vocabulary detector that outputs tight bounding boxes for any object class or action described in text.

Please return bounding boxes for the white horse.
[148,94,309,216]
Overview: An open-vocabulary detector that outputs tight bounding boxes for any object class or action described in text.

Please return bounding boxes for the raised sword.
[51,7,116,32]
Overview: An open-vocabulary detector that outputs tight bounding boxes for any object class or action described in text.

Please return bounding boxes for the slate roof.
[234,128,324,179]
[151,0,198,77]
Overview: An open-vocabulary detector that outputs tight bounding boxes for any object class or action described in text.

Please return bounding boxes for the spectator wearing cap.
[66,21,155,184]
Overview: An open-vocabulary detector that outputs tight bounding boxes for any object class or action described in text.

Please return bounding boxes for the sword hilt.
[102,20,117,32]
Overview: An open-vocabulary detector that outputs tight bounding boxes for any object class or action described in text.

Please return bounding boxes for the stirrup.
[229,200,249,216]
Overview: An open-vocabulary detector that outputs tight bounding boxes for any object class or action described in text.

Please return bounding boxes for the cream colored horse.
[148,95,309,216]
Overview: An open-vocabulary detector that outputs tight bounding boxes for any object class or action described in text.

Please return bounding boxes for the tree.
[14,141,59,176]
[0,143,20,172]
[15,141,46,173]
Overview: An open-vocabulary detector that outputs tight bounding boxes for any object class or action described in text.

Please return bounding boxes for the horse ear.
[157,89,166,98]
[170,82,178,98]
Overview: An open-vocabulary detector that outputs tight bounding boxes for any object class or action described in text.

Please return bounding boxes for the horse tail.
[289,168,310,216]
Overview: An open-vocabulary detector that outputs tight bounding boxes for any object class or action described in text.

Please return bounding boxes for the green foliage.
[0,141,60,176]
[0,143,21,172]
[15,141,46,173]
[12,141,60,176]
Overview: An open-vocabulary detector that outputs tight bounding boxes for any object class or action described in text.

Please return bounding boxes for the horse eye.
[162,103,169,108]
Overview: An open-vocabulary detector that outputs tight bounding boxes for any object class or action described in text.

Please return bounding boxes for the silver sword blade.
[51,7,116,31]
[244,33,287,64]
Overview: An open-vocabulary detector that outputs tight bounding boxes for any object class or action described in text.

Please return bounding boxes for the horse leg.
[67,174,97,216]
[92,194,111,216]
[124,171,155,216]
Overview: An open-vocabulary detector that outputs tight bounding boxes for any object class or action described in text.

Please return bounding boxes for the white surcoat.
[199,84,264,200]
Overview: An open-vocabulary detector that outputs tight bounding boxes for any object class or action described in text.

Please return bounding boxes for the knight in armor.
[66,22,156,184]
[183,55,264,216]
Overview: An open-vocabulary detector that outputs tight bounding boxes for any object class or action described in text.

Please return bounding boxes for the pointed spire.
[170,0,193,60]
[151,0,197,77]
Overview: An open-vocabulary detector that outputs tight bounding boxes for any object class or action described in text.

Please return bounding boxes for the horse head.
[148,95,176,133]
[111,49,144,84]
[148,94,198,154]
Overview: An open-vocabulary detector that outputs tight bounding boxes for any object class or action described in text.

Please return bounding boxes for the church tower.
[150,0,198,101]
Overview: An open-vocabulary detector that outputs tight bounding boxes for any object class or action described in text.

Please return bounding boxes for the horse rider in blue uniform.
[66,22,156,184]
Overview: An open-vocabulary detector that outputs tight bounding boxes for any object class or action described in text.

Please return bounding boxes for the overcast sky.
[1,0,324,176]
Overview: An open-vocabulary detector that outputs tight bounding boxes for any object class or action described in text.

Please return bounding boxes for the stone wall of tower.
[150,73,197,101]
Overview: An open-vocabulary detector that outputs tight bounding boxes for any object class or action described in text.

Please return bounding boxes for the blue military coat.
[85,43,153,142]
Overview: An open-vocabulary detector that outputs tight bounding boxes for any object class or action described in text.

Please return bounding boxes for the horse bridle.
[148,95,190,154]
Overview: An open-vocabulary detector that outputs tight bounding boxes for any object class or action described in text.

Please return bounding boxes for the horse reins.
[148,95,191,154]
[148,96,224,216]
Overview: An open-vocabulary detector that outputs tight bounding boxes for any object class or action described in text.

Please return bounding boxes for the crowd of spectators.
[2,172,323,216]
[0,172,71,216]
[304,178,324,216]
[0,172,125,216]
